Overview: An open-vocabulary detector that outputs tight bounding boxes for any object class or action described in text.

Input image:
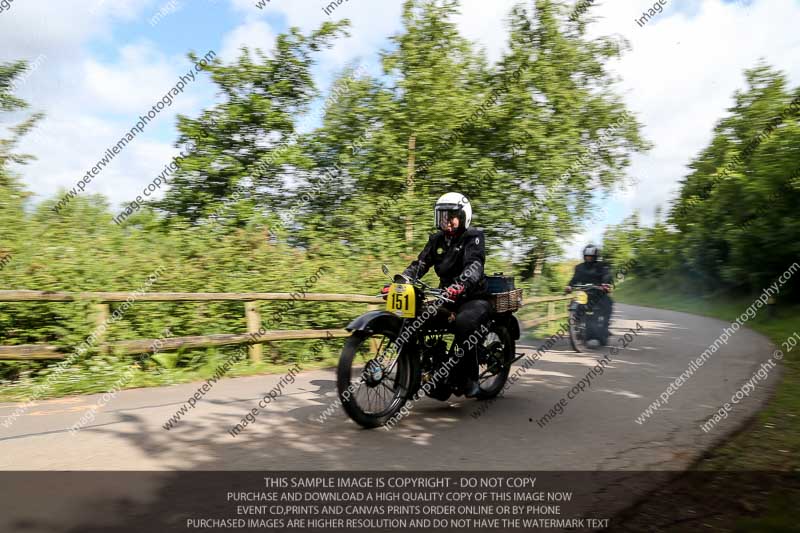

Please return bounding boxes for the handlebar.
[571,284,607,291]
[425,287,454,304]
[567,283,611,296]
[381,280,454,304]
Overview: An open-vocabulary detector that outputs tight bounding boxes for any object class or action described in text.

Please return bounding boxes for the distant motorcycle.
[567,284,609,352]
[336,266,522,428]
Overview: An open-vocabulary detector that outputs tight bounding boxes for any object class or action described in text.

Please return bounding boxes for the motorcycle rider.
[391,192,489,398]
[565,244,613,347]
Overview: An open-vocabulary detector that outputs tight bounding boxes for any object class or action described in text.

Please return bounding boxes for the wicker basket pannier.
[489,288,523,313]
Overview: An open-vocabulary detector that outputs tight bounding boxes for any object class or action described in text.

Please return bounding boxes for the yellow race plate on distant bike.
[575,291,589,305]
[386,283,416,318]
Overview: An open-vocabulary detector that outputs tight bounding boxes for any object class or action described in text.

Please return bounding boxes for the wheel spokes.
[348,333,405,416]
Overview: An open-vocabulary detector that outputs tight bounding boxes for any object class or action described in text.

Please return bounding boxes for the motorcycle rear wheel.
[476,325,514,400]
[337,327,415,429]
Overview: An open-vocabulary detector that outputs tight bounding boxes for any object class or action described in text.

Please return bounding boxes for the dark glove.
[601,283,612,293]
[565,286,573,293]
[446,284,465,300]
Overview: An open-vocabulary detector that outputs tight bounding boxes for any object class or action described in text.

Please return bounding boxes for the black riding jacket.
[568,261,613,286]
[402,227,488,297]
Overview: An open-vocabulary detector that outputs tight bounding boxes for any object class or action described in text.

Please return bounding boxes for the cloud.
[228,0,402,72]
[15,110,185,206]
[454,0,520,63]
[0,0,153,62]
[585,0,800,226]
[2,0,214,209]
[219,19,277,62]
[82,41,202,113]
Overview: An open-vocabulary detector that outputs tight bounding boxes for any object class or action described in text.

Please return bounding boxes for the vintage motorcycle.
[336,266,522,428]
[567,283,610,352]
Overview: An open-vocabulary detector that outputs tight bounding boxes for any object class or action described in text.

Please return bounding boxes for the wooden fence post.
[547,301,555,323]
[245,301,263,363]
[94,303,110,352]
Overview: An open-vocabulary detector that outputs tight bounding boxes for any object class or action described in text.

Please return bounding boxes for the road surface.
[0,303,781,531]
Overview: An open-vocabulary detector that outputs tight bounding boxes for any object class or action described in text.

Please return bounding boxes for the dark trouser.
[449,299,492,382]
[584,293,612,343]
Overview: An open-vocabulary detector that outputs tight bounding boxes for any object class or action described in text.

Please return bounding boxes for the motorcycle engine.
[421,337,452,401]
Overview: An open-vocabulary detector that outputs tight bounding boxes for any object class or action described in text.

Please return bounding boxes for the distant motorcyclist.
[387,192,489,397]
[565,244,613,347]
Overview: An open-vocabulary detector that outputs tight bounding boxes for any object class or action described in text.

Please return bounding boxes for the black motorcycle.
[567,283,609,352]
[336,266,522,428]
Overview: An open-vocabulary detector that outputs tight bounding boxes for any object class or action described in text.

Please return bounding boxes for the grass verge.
[0,340,345,403]
[610,277,800,532]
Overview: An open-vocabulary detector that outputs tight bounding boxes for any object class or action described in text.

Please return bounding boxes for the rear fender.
[493,313,520,340]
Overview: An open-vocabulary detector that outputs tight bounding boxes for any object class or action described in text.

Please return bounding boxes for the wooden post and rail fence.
[0,290,572,362]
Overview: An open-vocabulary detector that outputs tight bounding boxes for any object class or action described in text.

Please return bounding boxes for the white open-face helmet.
[434,192,472,235]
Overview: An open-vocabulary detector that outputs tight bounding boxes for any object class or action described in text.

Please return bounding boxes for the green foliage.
[604,63,800,300]
[1,1,650,397]
[154,22,350,223]
[155,1,647,274]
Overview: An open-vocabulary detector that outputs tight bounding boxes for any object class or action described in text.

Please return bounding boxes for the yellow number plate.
[575,291,589,305]
[386,283,416,318]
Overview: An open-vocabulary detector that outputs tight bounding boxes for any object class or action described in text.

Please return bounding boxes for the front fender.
[346,310,403,334]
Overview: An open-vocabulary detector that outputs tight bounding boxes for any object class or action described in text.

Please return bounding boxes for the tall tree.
[154,22,349,223]
[670,64,800,290]
[304,0,648,274]
[1,60,42,260]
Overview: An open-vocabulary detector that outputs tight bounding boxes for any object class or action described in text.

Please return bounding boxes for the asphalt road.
[0,303,781,531]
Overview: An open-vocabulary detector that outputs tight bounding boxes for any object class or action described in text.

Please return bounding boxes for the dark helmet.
[582,244,599,260]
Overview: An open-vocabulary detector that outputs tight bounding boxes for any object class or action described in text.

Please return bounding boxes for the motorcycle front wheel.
[337,327,416,429]
[568,307,587,353]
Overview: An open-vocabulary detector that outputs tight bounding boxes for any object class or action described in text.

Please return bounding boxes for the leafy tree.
[302,0,649,278]
[670,64,800,292]
[154,22,349,224]
[1,60,43,271]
